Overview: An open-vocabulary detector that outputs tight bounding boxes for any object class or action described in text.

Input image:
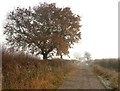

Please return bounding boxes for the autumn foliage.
[4,2,81,59]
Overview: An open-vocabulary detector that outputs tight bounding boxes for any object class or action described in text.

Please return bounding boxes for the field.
[2,49,79,89]
[92,58,119,90]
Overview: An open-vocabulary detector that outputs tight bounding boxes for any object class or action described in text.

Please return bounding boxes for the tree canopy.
[4,2,81,59]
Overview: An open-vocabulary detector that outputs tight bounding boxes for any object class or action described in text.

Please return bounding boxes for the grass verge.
[92,64,119,90]
[2,49,79,89]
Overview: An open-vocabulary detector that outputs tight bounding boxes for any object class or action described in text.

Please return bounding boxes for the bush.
[93,58,119,72]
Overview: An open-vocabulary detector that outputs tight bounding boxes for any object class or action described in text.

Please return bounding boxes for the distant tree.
[84,52,91,61]
[4,2,81,59]
[73,52,81,60]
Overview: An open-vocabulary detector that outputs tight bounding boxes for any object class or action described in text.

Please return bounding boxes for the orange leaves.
[51,34,68,55]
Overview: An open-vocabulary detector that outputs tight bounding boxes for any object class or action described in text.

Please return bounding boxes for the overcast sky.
[0,0,118,59]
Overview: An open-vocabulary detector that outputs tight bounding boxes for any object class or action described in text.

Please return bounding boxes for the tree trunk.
[43,53,48,60]
[60,54,63,59]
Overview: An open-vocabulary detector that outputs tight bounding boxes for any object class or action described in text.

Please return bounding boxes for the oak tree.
[4,2,81,59]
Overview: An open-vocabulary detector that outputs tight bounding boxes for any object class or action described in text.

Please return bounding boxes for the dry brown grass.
[2,49,79,89]
[93,64,118,90]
